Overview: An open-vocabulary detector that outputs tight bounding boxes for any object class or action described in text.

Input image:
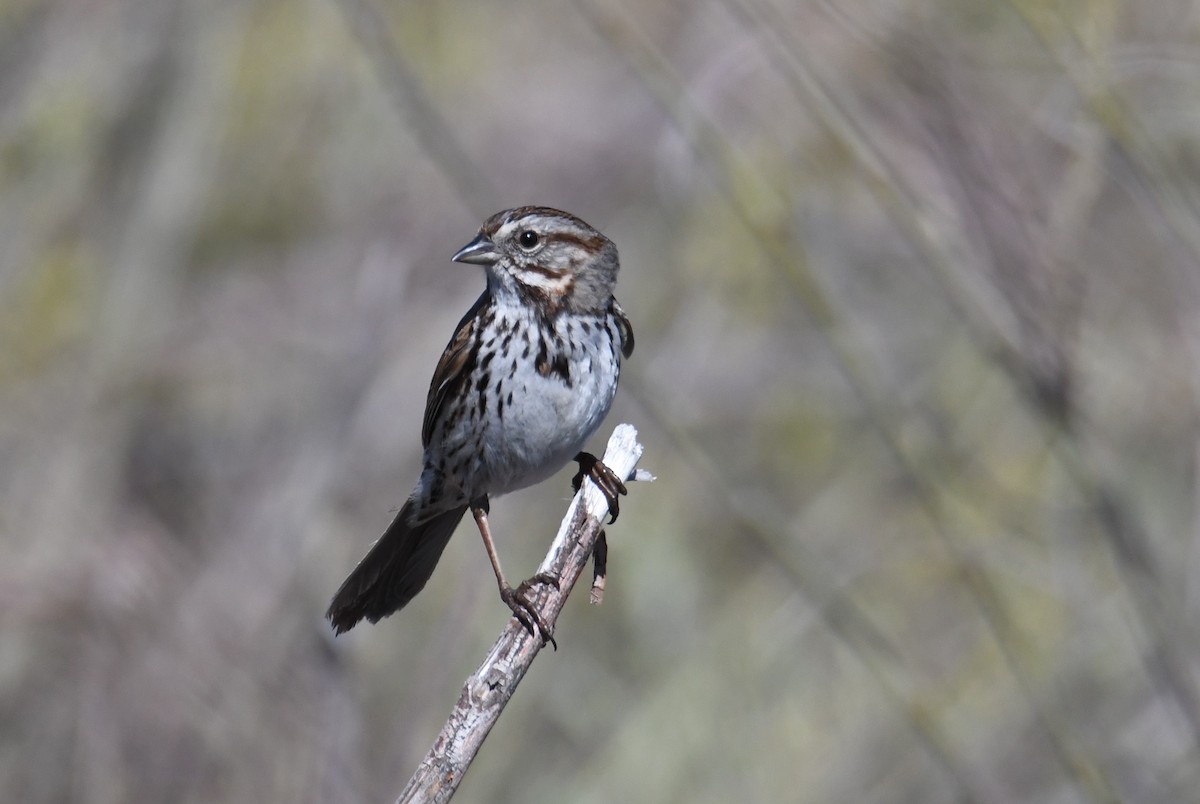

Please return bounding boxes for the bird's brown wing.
[613,298,634,359]
[422,291,490,448]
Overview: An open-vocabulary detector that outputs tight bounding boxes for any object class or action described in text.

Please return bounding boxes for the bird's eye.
[517,230,540,250]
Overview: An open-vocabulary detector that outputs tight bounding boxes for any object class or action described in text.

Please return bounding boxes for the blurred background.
[4,0,1200,801]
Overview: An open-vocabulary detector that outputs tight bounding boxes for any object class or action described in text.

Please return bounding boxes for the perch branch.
[397,423,648,804]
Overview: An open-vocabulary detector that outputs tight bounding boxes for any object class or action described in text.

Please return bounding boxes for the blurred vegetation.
[3,0,1200,801]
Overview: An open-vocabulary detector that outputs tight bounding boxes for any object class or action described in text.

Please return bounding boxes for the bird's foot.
[501,573,559,649]
[572,452,628,524]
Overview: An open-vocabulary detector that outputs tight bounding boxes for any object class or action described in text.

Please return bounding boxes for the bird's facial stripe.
[518,262,561,279]
[547,231,606,253]
[514,263,573,294]
[495,218,547,242]
[495,214,599,244]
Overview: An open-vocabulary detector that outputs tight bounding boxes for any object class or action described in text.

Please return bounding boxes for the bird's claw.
[501,574,559,649]
[572,452,628,524]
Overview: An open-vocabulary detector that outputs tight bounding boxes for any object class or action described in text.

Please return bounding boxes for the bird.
[326,206,633,644]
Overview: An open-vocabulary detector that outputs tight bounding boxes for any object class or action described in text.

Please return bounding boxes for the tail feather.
[326,502,468,635]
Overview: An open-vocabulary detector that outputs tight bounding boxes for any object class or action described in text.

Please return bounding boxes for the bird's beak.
[452,233,499,265]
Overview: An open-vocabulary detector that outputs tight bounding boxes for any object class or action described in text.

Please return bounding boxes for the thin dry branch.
[397,424,647,804]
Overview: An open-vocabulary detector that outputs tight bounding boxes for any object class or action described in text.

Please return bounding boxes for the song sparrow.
[327,207,633,643]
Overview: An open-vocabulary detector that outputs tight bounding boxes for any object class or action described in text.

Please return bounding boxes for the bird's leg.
[572,454,621,603]
[572,451,627,524]
[589,531,608,605]
[470,499,557,649]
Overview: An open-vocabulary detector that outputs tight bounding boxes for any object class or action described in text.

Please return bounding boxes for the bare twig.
[397,424,647,804]
[330,0,498,217]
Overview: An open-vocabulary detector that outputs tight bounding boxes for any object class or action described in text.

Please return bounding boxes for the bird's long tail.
[326,501,468,635]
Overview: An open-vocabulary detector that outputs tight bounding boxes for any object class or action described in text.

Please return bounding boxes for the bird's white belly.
[482,330,619,496]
